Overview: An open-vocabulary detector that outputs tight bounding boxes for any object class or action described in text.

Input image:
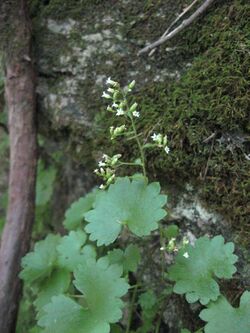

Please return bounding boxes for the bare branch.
[162,0,200,39]
[138,0,216,56]
[149,0,200,57]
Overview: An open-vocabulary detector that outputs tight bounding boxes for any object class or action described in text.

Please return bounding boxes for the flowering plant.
[19,78,247,333]
[98,78,170,188]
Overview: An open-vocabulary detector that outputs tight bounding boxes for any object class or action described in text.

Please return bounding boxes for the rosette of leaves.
[199,291,250,333]
[38,257,129,333]
[168,235,238,305]
[84,177,167,246]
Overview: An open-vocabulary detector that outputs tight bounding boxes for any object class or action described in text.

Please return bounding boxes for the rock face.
[34,0,189,136]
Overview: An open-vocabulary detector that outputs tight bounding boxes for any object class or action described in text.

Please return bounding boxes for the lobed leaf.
[57,230,87,271]
[107,244,141,273]
[38,295,107,333]
[168,235,238,305]
[39,258,129,333]
[85,177,167,246]
[20,234,61,284]
[200,291,250,333]
[34,268,70,318]
[63,190,98,230]
[73,257,129,324]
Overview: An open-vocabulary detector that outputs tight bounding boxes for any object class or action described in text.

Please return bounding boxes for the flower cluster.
[94,154,122,189]
[151,133,170,154]
[102,78,140,119]
[110,125,126,140]
[161,235,190,254]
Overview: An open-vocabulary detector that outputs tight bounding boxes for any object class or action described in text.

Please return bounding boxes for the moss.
[94,0,250,243]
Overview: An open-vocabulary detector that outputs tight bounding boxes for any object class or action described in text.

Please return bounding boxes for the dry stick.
[162,0,200,38]
[149,0,200,56]
[138,0,216,55]
[0,0,37,332]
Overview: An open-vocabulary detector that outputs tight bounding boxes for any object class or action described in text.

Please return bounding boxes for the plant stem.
[154,312,162,333]
[125,284,138,333]
[119,161,142,167]
[129,114,147,177]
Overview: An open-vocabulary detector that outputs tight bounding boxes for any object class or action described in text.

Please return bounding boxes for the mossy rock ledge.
[33,0,249,242]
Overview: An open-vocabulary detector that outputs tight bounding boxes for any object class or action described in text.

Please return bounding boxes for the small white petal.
[132,111,140,118]
[183,252,189,259]
[164,146,170,154]
[116,108,125,116]
[102,154,108,160]
[106,77,112,84]
[102,92,111,99]
[99,184,105,189]
[151,133,158,141]
[98,161,106,167]
[112,102,119,108]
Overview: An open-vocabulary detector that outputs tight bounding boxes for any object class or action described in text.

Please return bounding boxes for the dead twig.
[138,0,216,56]
[149,0,200,56]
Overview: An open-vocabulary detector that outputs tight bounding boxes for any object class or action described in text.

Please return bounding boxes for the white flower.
[102,92,111,99]
[116,108,125,116]
[98,161,106,167]
[244,153,250,161]
[107,106,113,112]
[99,184,105,190]
[94,169,99,174]
[106,77,112,84]
[132,111,140,118]
[107,87,115,94]
[164,146,170,154]
[112,102,118,108]
[183,252,189,259]
[151,133,162,142]
[102,154,109,160]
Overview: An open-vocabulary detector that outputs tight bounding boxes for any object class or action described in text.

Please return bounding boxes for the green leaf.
[81,244,97,259]
[34,268,71,317]
[85,177,167,246]
[107,249,124,266]
[164,224,179,239]
[57,230,87,271]
[139,290,157,312]
[124,244,141,273]
[137,290,158,333]
[38,295,107,333]
[181,329,202,333]
[111,324,123,333]
[108,244,141,273]
[168,236,238,305]
[29,327,43,333]
[73,257,129,324]
[200,291,250,333]
[39,258,129,333]
[20,234,61,284]
[63,190,98,230]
